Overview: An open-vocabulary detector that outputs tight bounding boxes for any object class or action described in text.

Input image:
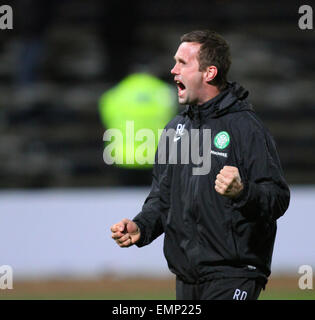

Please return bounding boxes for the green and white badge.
[214,131,230,149]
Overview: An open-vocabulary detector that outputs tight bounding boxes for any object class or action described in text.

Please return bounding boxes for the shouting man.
[110,30,290,300]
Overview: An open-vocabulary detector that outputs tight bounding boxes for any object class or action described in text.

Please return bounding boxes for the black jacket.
[133,82,290,284]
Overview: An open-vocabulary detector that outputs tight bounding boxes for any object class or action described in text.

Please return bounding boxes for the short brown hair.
[180,30,231,90]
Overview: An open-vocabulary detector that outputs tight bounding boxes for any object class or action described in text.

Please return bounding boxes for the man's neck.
[197,86,221,105]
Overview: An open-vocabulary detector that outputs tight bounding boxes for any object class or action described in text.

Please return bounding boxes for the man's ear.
[204,65,218,82]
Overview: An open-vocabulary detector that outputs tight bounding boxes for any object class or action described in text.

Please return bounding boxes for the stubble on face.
[172,42,204,105]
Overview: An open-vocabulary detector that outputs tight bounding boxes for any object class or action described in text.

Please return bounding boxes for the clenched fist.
[215,166,244,198]
[110,218,140,248]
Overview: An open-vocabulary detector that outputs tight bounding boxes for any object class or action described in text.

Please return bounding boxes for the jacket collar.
[184,81,250,121]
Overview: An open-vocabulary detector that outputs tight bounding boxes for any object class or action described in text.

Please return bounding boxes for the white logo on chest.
[174,123,185,142]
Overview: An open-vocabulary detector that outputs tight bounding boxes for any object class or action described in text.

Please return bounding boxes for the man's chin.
[178,97,187,105]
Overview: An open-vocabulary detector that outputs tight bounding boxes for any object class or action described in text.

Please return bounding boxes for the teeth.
[175,80,185,91]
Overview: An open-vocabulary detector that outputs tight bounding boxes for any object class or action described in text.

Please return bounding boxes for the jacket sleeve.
[132,153,170,247]
[231,122,290,222]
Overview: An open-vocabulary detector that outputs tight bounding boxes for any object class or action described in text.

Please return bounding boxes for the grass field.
[0,275,314,300]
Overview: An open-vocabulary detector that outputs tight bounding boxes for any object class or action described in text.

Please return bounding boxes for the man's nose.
[171,64,178,75]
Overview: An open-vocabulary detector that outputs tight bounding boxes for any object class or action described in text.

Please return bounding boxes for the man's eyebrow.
[174,56,186,63]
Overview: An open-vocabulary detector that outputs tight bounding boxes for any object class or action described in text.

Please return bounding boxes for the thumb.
[117,218,130,232]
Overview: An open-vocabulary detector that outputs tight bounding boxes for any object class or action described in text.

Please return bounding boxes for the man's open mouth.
[175,80,186,95]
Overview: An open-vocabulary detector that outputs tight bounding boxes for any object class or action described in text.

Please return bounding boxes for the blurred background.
[0,0,314,299]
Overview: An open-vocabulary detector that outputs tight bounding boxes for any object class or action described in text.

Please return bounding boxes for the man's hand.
[110,218,140,248]
[215,166,244,198]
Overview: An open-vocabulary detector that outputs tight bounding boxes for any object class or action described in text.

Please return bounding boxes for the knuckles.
[215,167,241,197]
